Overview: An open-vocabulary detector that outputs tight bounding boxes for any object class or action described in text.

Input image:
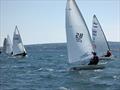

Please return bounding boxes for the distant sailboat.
[12,26,27,57]
[92,15,113,60]
[0,48,1,54]
[66,0,104,70]
[3,38,7,54]
[0,28,2,54]
[4,35,13,55]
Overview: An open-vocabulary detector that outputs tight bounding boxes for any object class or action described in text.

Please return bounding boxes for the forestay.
[92,15,110,57]
[66,0,94,64]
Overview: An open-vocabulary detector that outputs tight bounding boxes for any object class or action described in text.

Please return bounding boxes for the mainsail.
[92,15,110,56]
[66,0,94,64]
[3,38,7,53]
[12,26,27,56]
[0,29,2,53]
[5,35,13,55]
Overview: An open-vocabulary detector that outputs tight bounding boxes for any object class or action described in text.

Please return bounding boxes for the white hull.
[11,55,28,59]
[99,56,115,60]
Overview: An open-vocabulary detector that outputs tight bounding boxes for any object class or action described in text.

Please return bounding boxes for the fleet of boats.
[66,0,106,71]
[1,26,27,58]
[0,0,116,70]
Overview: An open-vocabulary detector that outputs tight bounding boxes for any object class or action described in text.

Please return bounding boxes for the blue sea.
[0,42,120,90]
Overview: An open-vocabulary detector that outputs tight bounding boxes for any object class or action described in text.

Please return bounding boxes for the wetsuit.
[22,52,27,56]
[88,56,99,65]
[105,52,111,57]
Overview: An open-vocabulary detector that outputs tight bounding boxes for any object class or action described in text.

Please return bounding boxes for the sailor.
[88,52,99,65]
[71,52,99,71]
[22,52,26,56]
[104,50,111,57]
[11,52,13,55]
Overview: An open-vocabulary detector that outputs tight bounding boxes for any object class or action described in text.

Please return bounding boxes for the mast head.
[14,25,19,35]
[93,14,96,18]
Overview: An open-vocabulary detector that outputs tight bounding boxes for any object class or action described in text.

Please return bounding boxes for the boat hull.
[69,64,105,71]
[99,56,115,60]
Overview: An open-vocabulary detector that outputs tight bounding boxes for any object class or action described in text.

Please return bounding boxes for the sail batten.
[92,15,110,56]
[66,0,93,64]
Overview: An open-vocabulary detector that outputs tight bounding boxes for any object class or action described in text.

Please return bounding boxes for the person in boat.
[88,52,99,65]
[104,50,111,57]
[71,52,99,70]
[11,52,13,55]
[22,52,27,56]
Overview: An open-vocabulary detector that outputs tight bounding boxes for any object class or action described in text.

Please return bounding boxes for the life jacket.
[105,52,111,57]
[88,56,99,65]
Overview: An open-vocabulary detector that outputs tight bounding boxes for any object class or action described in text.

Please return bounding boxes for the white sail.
[66,0,94,64]
[92,15,110,56]
[3,38,7,53]
[5,35,13,55]
[0,29,2,53]
[12,26,27,56]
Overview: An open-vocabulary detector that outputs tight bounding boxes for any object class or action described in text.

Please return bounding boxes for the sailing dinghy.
[3,38,7,54]
[0,29,2,54]
[3,35,13,55]
[66,0,105,71]
[12,26,27,57]
[92,15,114,60]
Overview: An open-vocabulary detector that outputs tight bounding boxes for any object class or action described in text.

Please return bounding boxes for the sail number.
[14,35,19,40]
[75,33,83,42]
[93,22,98,36]
[92,30,97,36]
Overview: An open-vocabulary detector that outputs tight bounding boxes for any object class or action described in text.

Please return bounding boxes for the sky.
[0,0,120,45]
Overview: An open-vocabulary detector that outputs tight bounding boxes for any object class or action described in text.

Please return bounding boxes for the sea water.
[0,42,120,90]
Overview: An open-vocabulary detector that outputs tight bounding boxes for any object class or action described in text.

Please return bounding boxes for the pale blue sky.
[0,0,120,45]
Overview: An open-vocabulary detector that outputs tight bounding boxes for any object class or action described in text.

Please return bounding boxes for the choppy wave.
[0,42,120,90]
